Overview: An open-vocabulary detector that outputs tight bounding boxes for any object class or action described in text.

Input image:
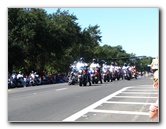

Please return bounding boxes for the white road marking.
[63,85,157,122]
[104,101,154,105]
[63,87,128,122]
[90,109,149,116]
[121,92,158,94]
[56,88,68,91]
[114,96,158,98]
[126,90,157,92]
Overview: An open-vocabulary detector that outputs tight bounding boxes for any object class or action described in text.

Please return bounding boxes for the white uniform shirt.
[17,73,23,79]
[102,64,109,72]
[109,65,115,72]
[30,73,35,79]
[90,63,100,72]
[76,62,88,70]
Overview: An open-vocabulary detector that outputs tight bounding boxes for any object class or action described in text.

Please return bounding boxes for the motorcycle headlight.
[79,70,82,73]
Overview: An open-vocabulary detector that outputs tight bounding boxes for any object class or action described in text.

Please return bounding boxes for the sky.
[43,8,159,57]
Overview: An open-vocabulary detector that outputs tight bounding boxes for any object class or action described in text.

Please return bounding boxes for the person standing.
[151,56,158,73]
[149,70,159,120]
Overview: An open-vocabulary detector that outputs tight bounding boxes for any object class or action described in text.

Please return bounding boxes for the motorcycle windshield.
[79,66,86,70]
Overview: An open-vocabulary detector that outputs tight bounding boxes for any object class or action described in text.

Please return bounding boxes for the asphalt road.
[8,76,159,122]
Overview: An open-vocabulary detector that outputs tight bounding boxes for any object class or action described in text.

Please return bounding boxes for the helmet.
[93,58,96,63]
[105,62,108,65]
[80,57,84,61]
[111,62,114,65]
[74,61,77,64]
[124,63,127,66]
[93,58,96,61]
[12,70,16,73]
[19,71,21,74]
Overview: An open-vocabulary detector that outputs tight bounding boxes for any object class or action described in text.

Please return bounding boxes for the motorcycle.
[102,69,110,82]
[8,77,16,89]
[115,70,123,81]
[91,67,102,84]
[29,74,41,86]
[110,71,116,82]
[17,76,26,87]
[68,71,78,85]
[78,66,91,86]
[123,69,132,80]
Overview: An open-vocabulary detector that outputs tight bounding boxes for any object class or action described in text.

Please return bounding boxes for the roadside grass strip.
[63,85,156,122]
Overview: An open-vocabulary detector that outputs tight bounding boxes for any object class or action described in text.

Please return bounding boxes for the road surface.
[8,76,159,122]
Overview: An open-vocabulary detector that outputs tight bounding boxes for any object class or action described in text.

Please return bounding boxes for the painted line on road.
[121,92,158,94]
[125,90,157,92]
[114,96,158,98]
[63,87,129,122]
[90,109,149,116]
[63,85,155,122]
[56,88,68,91]
[104,101,154,105]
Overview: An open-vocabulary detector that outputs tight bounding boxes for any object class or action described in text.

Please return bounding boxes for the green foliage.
[8,8,152,74]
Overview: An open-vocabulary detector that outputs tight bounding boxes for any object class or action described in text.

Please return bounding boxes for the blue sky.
[43,8,159,57]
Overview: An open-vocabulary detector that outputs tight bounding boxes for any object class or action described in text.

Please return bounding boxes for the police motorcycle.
[108,62,117,82]
[114,66,123,81]
[68,61,79,85]
[124,69,132,80]
[78,66,91,86]
[89,59,102,84]
[29,71,41,86]
[90,67,100,84]
[8,75,16,89]
[8,70,17,88]
[68,69,79,85]
[34,72,42,85]
[102,62,111,82]
[17,71,26,87]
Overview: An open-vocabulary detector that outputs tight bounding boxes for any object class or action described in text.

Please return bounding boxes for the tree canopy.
[8,8,153,74]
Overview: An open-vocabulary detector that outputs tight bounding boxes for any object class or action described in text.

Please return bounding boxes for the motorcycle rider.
[102,62,110,73]
[34,72,41,85]
[76,57,91,86]
[122,63,128,71]
[11,70,17,81]
[122,63,131,79]
[70,61,78,72]
[89,58,102,84]
[90,59,100,72]
[9,70,17,87]
[68,61,78,84]
[30,71,35,79]
[17,71,26,87]
[102,62,110,82]
[76,57,88,70]
[109,62,115,73]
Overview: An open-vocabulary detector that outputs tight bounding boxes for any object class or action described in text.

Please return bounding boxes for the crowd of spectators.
[8,70,69,88]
